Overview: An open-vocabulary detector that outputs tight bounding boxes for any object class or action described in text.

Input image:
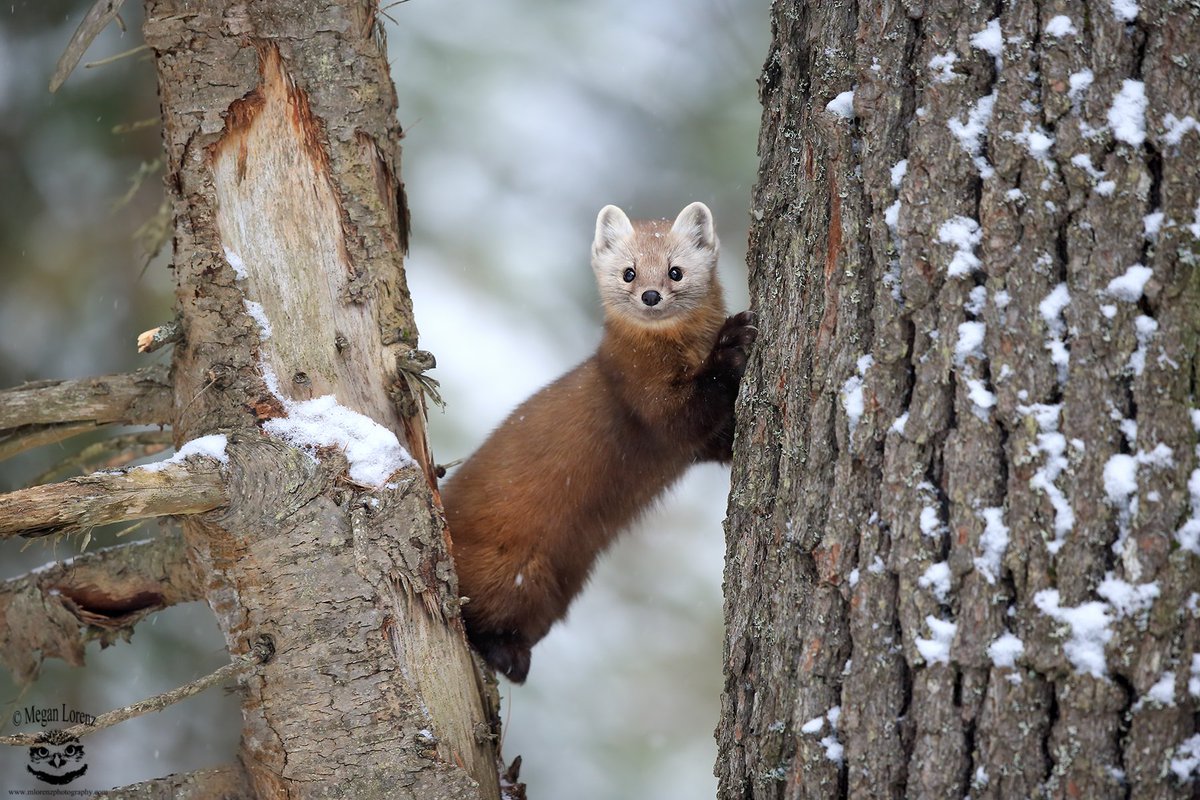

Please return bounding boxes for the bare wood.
[49,0,129,92]
[0,639,269,746]
[0,531,200,684]
[137,320,182,353]
[93,766,253,800]
[0,459,225,540]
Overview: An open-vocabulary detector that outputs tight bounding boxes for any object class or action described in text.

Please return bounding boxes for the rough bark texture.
[0,365,172,460]
[719,1,1200,798]
[95,765,253,800]
[0,457,225,539]
[0,532,201,684]
[141,2,500,797]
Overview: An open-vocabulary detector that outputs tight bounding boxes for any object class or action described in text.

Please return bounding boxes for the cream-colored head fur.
[590,202,720,324]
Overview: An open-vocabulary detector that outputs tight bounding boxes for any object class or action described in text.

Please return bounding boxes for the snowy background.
[0,2,768,797]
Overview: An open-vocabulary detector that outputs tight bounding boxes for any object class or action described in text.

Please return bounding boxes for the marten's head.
[591,202,720,325]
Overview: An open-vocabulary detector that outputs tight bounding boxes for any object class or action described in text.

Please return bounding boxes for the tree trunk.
[719,1,1200,798]
[137,1,500,797]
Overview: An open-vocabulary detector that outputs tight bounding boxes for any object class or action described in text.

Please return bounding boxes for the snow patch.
[1044,15,1078,37]
[955,321,987,365]
[826,90,856,119]
[1034,589,1112,678]
[939,216,983,277]
[928,52,959,83]
[970,20,1003,69]
[915,616,956,665]
[840,355,874,435]
[1019,404,1073,552]
[1107,80,1147,147]
[1141,672,1176,707]
[263,395,415,487]
[890,159,908,188]
[1164,113,1200,147]
[139,434,229,472]
[243,300,273,340]
[1096,573,1159,618]
[801,707,844,765]
[966,378,996,419]
[224,247,247,280]
[1103,454,1139,508]
[884,200,900,231]
[987,632,1024,668]
[1128,315,1158,376]
[918,561,951,603]
[1039,283,1071,384]
[1005,121,1055,163]
[948,93,997,177]
[1176,468,1200,555]
[1068,70,1094,103]
[1110,0,1139,22]
[974,507,1009,584]
[920,505,944,539]
[1170,734,1200,783]
[1105,264,1153,302]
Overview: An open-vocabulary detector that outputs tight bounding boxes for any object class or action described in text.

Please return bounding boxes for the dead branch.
[0,531,201,684]
[0,364,172,429]
[91,765,253,800]
[0,458,225,541]
[0,638,271,746]
[49,0,129,92]
[137,320,182,353]
[32,430,172,484]
[0,365,173,460]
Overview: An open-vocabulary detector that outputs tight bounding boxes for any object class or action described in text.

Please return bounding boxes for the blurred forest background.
[0,1,767,796]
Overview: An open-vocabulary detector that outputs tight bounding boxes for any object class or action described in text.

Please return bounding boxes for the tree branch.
[92,766,253,800]
[49,0,129,92]
[0,365,173,460]
[0,638,270,746]
[0,531,201,684]
[0,459,225,541]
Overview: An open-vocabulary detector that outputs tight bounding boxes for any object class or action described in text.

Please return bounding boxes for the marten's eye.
[668,266,683,281]
[622,268,636,283]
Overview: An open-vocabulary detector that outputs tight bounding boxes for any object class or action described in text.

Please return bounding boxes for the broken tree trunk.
[132,0,501,796]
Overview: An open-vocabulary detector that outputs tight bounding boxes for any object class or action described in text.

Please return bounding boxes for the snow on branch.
[0,366,173,460]
[0,531,202,684]
[0,445,226,541]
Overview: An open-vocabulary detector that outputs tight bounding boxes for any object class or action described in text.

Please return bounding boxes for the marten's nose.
[641,290,661,306]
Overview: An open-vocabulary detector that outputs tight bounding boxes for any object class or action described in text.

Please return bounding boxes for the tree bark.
[719,1,1200,798]
[136,1,501,797]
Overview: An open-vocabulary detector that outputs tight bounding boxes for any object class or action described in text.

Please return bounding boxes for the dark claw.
[470,631,532,683]
[710,310,758,375]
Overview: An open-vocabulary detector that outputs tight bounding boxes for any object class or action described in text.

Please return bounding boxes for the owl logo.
[26,729,88,786]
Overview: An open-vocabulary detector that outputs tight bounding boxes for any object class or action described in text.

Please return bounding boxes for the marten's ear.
[671,202,717,251]
[593,205,634,254]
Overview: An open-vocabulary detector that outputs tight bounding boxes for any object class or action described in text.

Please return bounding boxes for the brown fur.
[441,207,755,682]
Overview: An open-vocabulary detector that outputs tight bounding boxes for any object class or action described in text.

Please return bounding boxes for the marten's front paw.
[709,311,758,377]
[470,630,532,684]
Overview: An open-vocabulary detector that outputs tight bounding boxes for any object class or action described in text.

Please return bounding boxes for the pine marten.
[441,202,757,683]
